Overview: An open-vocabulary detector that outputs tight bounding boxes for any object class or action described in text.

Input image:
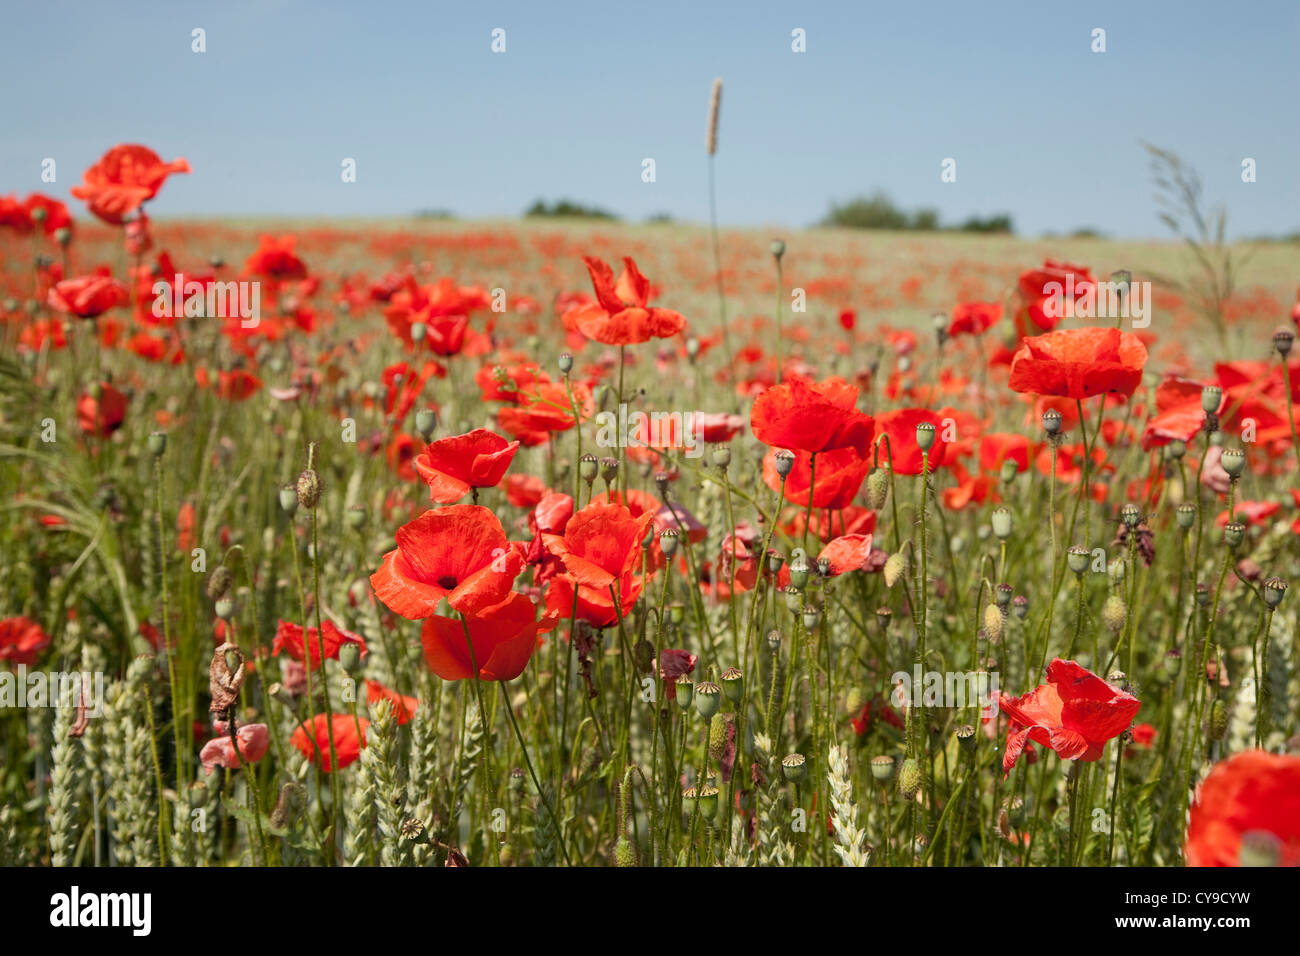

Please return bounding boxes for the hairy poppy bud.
[1102,594,1127,633]
[708,713,728,761]
[898,757,923,798]
[781,753,807,783]
[983,603,1004,642]
[865,467,889,509]
[296,469,321,509]
[614,836,635,867]
[883,551,908,588]
[1207,699,1228,741]
[206,566,234,601]
[773,449,795,479]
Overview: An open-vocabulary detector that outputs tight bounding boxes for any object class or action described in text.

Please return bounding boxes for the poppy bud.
[1201,385,1222,415]
[1223,521,1245,549]
[770,239,786,260]
[870,754,894,782]
[781,753,807,783]
[999,458,1019,484]
[883,551,909,588]
[712,444,731,469]
[296,469,322,509]
[659,529,679,557]
[558,352,574,375]
[1042,408,1062,436]
[579,453,598,484]
[708,713,728,761]
[1176,502,1196,531]
[720,667,743,703]
[1273,326,1294,358]
[915,421,936,453]
[147,430,167,457]
[1163,649,1182,679]
[991,507,1013,540]
[599,457,618,484]
[898,758,923,798]
[1263,577,1288,608]
[865,468,889,509]
[409,322,427,343]
[1012,595,1029,619]
[695,681,721,719]
[55,227,72,247]
[1219,448,1245,477]
[1066,545,1090,576]
[614,836,635,867]
[983,604,1004,642]
[415,408,437,442]
[278,483,299,516]
[338,642,362,674]
[206,566,234,601]
[773,449,795,478]
[876,607,892,631]
[1207,699,1227,741]
[1102,595,1127,633]
[675,677,694,710]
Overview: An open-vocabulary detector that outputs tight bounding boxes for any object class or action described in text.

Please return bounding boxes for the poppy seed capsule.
[899,758,923,798]
[955,725,976,753]
[991,507,1013,540]
[712,444,731,469]
[278,484,298,516]
[995,583,1013,610]
[654,471,670,496]
[1273,327,1294,357]
[773,449,795,478]
[1263,577,1288,608]
[675,677,694,709]
[788,552,810,590]
[720,667,743,703]
[781,753,807,783]
[1223,521,1246,549]
[865,467,889,508]
[770,239,786,259]
[1167,438,1186,459]
[55,227,72,247]
[579,453,598,484]
[999,458,1019,484]
[1067,546,1091,575]
[876,607,892,630]
[346,505,366,530]
[338,642,361,674]
[1012,594,1029,619]
[296,469,321,509]
[509,767,526,793]
[1102,594,1127,633]
[409,321,427,343]
[669,603,686,625]
[415,408,437,442]
[214,595,235,621]
[765,549,784,574]
[694,682,721,719]
[915,421,936,453]
[783,586,802,612]
[686,337,700,360]
[1219,448,1246,477]
[147,430,167,457]
[870,754,895,782]
[1042,408,1062,436]
[766,629,782,653]
[1163,649,1182,679]
[802,606,821,631]
[599,457,618,483]
[1176,502,1196,530]
[1201,385,1222,414]
[659,529,679,557]
[557,352,574,374]
[1120,503,1140,528]
[698,785,720,821]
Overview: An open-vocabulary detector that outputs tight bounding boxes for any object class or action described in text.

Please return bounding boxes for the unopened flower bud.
[296,469,322,509]
[865,467,889,509]
[898,757,923,798]
[983,604,1004,642]
[999,458,1018,484]
[1102,594,1127,633]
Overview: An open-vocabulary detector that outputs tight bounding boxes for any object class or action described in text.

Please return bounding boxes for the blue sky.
[2,0,1297,237]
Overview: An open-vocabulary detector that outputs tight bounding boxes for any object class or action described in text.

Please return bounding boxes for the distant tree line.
[819,191,1013,234]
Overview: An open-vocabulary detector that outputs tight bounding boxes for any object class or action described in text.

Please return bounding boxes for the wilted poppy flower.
[750,376,874,455]
[1185,750,1300,867]
[70,144,191,224]
[0,617,50,666]
[370,505,524,619]
[365,679,419,724]
[421,591,558,681]
[1008,327,1148,400]
[199,723,270,774]
[272,619,367,672]
[659,648,698,699]
[999,658,1140,776]
[413,428,519,503]
[47,276,127,318]
[77,383,128,437]
[565,256,685,345]
[291,713,367,771]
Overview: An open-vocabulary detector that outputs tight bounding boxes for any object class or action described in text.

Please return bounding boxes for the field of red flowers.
[2,144,1299,870]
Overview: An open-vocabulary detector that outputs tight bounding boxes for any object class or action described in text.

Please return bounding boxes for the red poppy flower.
[0,194,33,233]
[424,313,470,357]
[272,619,367,672]
[413,429,519,503]
[77,383,128,437]
[750,376,874,455]
[979,433,1030,473]
[47,276,127,319]
[370,505,524,619]
[874,408,949,475]
[1017,259,1096,333]
[817,534,875,575]
[1215,500,1280,528]
[998,659,1140,776]
[291,713,368,772]
[243,235,308,281]
[217,369,261,401]
[497,381,593,445]
[421,591,558,681]
[565,256,685,345]
[1185,751,1300,867]
[23,193,73,236]
[542,502,655,627]
[0,617,50,666]
[948,301,1001,338]
[199,723,270,774]
[365,679,419,724]
[70,144,191,224]
[1008,327,1148,400]
[659,648,698,699]
[762,445,871,510]
[1140,377,1219,450]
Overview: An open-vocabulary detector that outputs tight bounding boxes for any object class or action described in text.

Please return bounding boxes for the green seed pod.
[147,430,167,457]
[694,682,721,719]
[1223,521,1245,549]
[1167,439,1186,460]
[788,551,810,590]
[278,483,299,516]
[995,583,1013,610]
[557,352,574,375]
[675,677,694,710]
[773,449,795,479]
[876,607,892,631]
[1176,502,1196,531]
[1263,577,1288,609]
[781,753,807,783]
[599,457,619,484]
[415,408,437,442]
[1163,649,1182,679]
[802,606,821,632]
[955,725,976,753]
[1120,503,1140,528]
[991,507,1013,540]
[1201,385,1222,414]
[1208,699,1228,741]
[712,444,731,469]
[698,786,719,821]
[338,641,362,674]
[1042,408,1062,436]
[770,239,786,259]
[1273,327,1295,358]
[1219,448,1246,477]
[579,453,598,484]
[720,667,743,703]
[1012,595,1029,619]
[999,458,1019,484]
[870,755,894,782]
[915,421,936,453]
[883,551,909,588]
[1066,546,1090,576]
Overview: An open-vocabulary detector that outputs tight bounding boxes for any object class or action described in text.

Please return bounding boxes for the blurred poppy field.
[2,143,1299,870]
